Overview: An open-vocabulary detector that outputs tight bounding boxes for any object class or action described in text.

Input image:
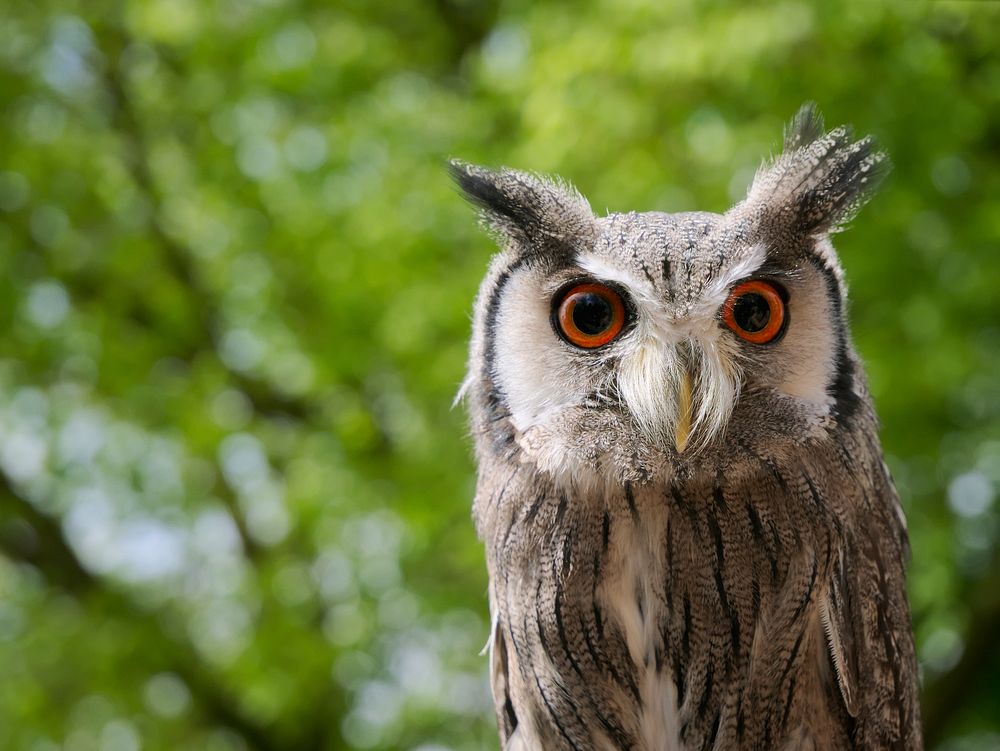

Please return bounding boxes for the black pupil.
[572,293,613,335]
[733,293,771,332]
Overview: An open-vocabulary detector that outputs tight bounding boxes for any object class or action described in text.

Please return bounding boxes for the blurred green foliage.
[0,0,997,749]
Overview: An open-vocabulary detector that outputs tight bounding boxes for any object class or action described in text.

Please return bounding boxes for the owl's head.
[455,105,888,489]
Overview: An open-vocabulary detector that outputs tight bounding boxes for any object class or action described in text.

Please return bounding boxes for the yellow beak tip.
[675,433,689,454]
[674,369,694,454]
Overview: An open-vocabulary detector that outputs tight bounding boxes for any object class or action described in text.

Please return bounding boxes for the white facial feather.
[576,247,764,452]
[493,272,594,432]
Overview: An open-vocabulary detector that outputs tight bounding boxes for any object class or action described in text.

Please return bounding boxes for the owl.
[452,104,922,751]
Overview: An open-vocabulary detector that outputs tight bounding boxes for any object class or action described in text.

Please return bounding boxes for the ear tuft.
[747,105,890,236]
[783,101,824,151]
[449,160,595,251]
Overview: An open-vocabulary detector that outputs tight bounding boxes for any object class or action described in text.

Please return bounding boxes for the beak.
[674,365,694,454]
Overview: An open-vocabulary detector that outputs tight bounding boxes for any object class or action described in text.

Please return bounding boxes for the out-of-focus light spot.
[685,108,732,163]
[219,433,269,487]
[199,728,249,751]
[931,155,971,196]
[24,279,70,329]
[57,408,106,465]
[283,126,328,172]
[227,252,272,301]
[61,353,99,386]
[19,99,67,143]
[191,216,232,258]
[237,135,280,180]
[391,641,442,698]
[219,328,266,372]
[920,625,964,673]
[324,602,367,647]
[976,441,1000,482]
[232,97,281,138]
[653,185,695,213]
[115,517,187,582]
[383,72,431,116]
[947,471,995,517]
[446,672,493,715]
[64,729,97,751]
[143,673,191,718]
[727,164,756,202]
[269,351,315,395]
[0,602,26,641]
[435,609,486,655]
[29,205,69,247]
[210,109,239,145]
[119,41,159,83]
[243,482,290,546]
[357,555,401,593]
[272,562,314,607]
[907,211,950,256]
[312,547,355,601]
[132,0,201,45]
[955,516,995,576]
[377,588,419,630]
[70,694,115,732]
[265,23,316,70]
[0,429,49,483]
[355,680,403,727]
[139,443,183,495]
[193,508,243,558]
[104,423,148,473]
[41,16,95,95]
[211,389,253,430]
[341,711,382,750]
[344,510,404,559]
[0,171,29,211]
[63,487,115,574]
[10,387,50,423]
[481,24,529,77]
[347,680,403,744]
[332,649,377,690]
[188,598,252,665]
[98,719,140,751]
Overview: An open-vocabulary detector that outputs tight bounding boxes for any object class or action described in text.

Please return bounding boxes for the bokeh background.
[0,1,998,749]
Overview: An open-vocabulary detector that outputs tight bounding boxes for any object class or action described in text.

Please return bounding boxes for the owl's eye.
[554,282,626,349]
[722,280,787,344]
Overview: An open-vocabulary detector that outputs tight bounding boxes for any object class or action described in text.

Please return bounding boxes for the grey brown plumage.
[454,105,922,750]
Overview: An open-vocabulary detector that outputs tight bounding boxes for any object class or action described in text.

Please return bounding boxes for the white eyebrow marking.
[575,251,657,304]
[697,243,768,310]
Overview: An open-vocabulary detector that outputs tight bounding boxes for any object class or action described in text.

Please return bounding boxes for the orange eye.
[722,280,787,344]
[555,282,626,349]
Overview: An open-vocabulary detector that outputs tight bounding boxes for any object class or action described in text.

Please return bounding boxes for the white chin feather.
[616,339,679,444]
[617,336,740,452]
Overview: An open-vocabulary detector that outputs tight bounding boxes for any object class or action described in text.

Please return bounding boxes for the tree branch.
[430,0,501,66]
[97,30,314,424]
[0,481,93,594]
[0,473,286,751]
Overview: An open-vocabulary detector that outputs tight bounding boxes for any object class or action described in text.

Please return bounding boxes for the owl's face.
[457,107,886,488]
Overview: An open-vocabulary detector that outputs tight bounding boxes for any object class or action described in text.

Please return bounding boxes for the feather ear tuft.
[448,160,595,251]
[747,105,890,236]
[783,101,825,150]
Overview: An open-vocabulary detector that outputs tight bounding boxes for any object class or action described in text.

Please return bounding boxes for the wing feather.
[488,610,520,744]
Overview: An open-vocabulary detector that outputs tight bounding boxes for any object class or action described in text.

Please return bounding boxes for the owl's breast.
[485,468,861,751]
[596,497,684,751]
